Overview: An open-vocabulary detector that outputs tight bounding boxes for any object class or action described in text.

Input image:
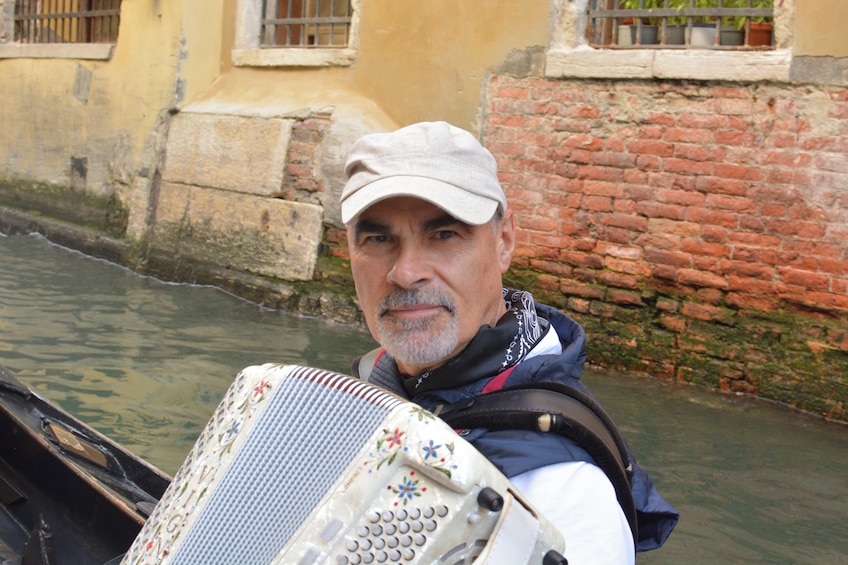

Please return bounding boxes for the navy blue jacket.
[362,303,679,552]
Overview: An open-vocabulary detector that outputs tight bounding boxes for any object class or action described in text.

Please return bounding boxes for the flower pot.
[664,25,686,45]
[689,23,717,47]
[720,27,745,46]
[618,24,659,46]
[748,21,773,47]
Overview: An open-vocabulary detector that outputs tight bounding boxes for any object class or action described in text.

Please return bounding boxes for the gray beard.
[376,288,459,367]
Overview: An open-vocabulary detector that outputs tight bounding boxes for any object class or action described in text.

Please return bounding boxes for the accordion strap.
[436,382,638,544]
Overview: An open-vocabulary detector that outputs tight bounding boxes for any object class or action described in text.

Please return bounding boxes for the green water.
[1,233,846,564]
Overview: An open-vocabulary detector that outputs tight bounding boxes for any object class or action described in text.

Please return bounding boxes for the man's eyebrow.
[353,218,390,239]
[423,214,469,232]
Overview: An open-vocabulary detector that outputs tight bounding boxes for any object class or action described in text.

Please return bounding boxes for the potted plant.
[664,0,689,45]
[617,0,662,45]
[689,0,718,47]
[720,0,746,45]
[747,0,774,47]
[719,0,773,46]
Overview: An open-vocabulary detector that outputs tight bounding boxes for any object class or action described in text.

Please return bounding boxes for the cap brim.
[341,176,500,225]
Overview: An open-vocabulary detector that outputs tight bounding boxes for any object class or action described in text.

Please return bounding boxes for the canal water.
[1,232,846,564]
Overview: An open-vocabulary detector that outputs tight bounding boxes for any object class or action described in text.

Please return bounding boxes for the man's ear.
[498,209,516,273]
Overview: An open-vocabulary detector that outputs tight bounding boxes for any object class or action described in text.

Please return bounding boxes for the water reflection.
[0,233,377,470]
[1,232,846,564]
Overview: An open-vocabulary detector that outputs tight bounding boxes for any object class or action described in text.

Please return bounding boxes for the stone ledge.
[0,43,113,60]
[546,47,791,83]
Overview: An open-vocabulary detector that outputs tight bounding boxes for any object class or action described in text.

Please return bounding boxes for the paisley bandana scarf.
[400,289,549,396]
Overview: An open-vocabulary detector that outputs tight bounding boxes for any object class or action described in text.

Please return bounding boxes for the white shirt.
[510,326,636,564]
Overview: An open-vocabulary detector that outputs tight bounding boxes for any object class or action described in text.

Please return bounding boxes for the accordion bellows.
[123,365,564,564]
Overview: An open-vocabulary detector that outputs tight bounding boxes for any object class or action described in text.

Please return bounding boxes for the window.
[261,0,351,48]
[14,0,121,44]
[233,0,358,67]
[588,0,774,49]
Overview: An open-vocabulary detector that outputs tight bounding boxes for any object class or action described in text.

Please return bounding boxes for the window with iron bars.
[14,0,121,44]
[261,0,352,48]
[588,0,774,49]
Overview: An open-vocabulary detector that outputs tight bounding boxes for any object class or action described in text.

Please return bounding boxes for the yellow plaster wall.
[793,0,848,57]
[190,0,552,134]
[0,0,189,196]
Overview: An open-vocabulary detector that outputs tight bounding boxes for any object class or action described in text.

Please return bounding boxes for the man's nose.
[386,242,432,288]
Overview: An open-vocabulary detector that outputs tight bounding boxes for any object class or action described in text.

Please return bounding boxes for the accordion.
[123,365,566,564]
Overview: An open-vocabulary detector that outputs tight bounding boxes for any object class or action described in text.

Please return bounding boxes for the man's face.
[347,196,515,377]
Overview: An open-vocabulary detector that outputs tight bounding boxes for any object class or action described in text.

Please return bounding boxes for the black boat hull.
[0,365,171,564]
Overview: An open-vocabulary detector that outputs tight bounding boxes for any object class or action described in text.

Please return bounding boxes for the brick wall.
[484,75,848,420]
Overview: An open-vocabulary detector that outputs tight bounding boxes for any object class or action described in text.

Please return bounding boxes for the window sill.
[546,47,791,83]
[0,43,114,60]
[232,47,355,68]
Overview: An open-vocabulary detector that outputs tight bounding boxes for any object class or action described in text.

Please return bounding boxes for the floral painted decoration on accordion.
[363,406,458,506]
[122,369,273,564]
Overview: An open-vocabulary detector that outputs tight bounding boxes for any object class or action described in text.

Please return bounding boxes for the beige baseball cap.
[341,121,506,225]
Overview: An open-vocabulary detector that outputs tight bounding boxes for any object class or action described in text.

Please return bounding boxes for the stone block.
[151,182,322,281]
[163,112,293,197]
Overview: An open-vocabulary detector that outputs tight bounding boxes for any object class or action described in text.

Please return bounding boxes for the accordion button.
[425,520,437,532]
[381,510,394,522]
[396,509,408,521]
[357,526,369,538]
[411,521,423,533]
[423,507,435,519]
[362,552,374,564]
[397,522,410,534]
[413,534,427,546]
[345,539,359,552]
[368,511,381,523]
[402,549,415,560]
[400,535,413,547]
[386,536,399,548]
[384,523,397,536]
[409,508,421,520]
[373,537,386,550]
[388,549,402,562]
[376,550,388,562]
[436,505,449,517]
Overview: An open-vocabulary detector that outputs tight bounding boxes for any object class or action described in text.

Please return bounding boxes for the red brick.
[694,176,749,196]
[678,269,729,289]
[599,271,640,289]
[685,207,739,228]
[645,247,692,268]
[681,302,724,321]
[606,257,652,276]
[602,213,648,232]
[720,261,776,280]
[628,139,675,157]
[704,194,758,213]
[562,252,604,269]
[779,268,831,291]
[607,289,645,306]
[680,238,727,257]
[581,195,614,212]
[725,292,779,312]
[805,291,848,311]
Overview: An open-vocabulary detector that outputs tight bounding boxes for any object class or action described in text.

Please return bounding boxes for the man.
[341,121,677,563]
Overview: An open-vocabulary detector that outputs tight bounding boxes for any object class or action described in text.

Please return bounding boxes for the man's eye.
[434,230,456,240]
[364,234,389,244]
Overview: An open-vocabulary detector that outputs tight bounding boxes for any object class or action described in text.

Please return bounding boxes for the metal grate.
[261,0,352,48]
[14,0,121,44]
[588,0,774,49]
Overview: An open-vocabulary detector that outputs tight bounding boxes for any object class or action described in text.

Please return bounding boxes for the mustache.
[378,288,456,317]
